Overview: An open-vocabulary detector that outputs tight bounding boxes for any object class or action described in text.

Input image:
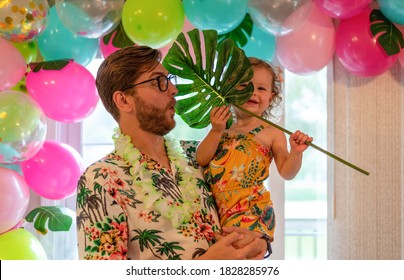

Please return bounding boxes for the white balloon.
[55,0,125,38]
[248,0,312,36]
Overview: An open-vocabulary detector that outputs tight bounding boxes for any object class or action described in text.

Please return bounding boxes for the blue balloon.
[183,0,248,34]
[378,0,404,25]
[0,143,20,165]
[242,26,276,62]
[0,163,22,175]
[37,7,99,66]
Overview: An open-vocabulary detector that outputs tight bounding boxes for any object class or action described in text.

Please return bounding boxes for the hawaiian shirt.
[76,140,220,260]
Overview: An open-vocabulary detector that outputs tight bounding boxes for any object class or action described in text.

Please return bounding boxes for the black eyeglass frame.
[120,74,176,93]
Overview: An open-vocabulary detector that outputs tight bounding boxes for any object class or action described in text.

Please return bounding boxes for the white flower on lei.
[113,128,201,228]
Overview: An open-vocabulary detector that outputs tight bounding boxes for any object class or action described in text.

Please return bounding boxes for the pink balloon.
[160,17,196,59]
[314,0,372,19]
[335,8,398,77]
[100,29,139,59]
[26,60,99,122]
[21,140,84,200]
[398,25,404,68]
[100,31,122,59]
[276,4,335,75]
[0,167,30,234]
[0,37,27,91]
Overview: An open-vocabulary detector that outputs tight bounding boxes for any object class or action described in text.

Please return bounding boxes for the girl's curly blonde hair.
[248,57,283,120]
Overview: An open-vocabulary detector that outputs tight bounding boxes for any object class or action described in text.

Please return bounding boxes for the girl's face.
[238,66,274,117]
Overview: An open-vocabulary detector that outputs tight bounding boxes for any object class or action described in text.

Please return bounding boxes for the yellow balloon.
[0,228,47,260]
[122,0,184,49]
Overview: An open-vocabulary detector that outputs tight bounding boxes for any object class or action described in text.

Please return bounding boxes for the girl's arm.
[196,106,231,167]
[272,130,313,180]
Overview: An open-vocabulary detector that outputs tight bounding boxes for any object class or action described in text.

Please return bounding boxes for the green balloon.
[0,228,47,260]
[12,41,38,63]
[122,0,184,48]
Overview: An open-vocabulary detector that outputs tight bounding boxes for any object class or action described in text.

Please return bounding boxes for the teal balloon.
[0,163,22,175]
[37,6,98,66]
[379,0,404,25]
[183,0,248,34]
[242,26,276,62]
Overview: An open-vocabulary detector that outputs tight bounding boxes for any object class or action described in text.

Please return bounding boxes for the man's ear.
[113,91,133,112]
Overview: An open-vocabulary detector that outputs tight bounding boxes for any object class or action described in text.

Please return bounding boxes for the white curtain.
[328,59,404,259]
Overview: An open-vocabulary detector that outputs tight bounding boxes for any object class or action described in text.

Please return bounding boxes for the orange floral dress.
[204,125,275,241]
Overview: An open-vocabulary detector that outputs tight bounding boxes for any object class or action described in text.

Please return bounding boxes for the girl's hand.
[289,130,313,153]
[210,106,231,133]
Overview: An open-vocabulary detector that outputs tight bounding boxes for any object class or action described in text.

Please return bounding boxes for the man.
[76,45,267,260]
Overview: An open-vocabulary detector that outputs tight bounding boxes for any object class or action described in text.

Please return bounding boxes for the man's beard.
[133,95,176,136]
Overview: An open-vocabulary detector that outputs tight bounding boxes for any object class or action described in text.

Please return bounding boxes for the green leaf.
[25,206,73,235]
[370,9,404,55]
[29,59,71,73]
[103,21,134,49]
[218,13,254,48]
[163,28,369,176]
[162,29,254,129]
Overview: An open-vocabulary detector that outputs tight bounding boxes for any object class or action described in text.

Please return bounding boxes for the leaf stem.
[233,104,370,176]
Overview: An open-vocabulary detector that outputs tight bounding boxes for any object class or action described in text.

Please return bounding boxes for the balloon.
[0,90,47,164]
[276,3,335,75]
[11,75,27,93]
[0,37,27,91]
[183,0,248,35]
[242,26,277,62]
[122,0,184,48]
[21,140,84,200]
[0,167,30,234]
[378,0,404,25]
[313,0,372,19]
[0,162,22,175]
[12,41,38,63]
[26,60,99,122]
[248,0,312,36]
[100,31,122,59]
[100,27,137,59]
[0,228,47,260]
[335,8,398,77]
[159,17,196,59]
[55,0,124,39]
[0,0,49,42]
[37,6,99,66]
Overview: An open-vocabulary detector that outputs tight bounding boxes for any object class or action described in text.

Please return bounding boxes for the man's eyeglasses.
[121,74,176,93]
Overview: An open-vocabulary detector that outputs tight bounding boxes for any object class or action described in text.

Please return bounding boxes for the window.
[284,68,328,260]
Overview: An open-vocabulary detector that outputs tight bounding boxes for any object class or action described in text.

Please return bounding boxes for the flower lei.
[112,128,201,228]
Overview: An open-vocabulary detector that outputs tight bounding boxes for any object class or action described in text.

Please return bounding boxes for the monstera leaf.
[218,13,254,48]
[163,29,369,176]
[370,9,404,55]
[163,29,254,128]
[103,21,134,49]
[25,206,73,235]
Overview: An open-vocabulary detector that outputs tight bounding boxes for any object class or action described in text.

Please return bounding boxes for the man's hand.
[215,227,267,260]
